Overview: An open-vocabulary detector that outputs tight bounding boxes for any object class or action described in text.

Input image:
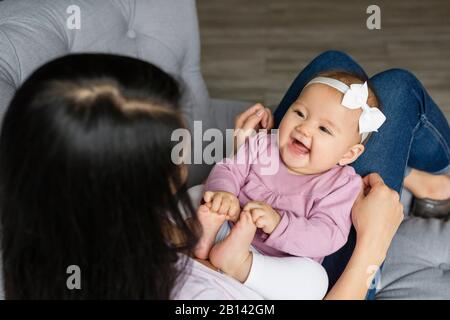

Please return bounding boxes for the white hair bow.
[341,82,386,134]
[305,77,386,141]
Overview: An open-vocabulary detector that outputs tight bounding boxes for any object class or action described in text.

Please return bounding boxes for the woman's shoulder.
[173,256,263,300]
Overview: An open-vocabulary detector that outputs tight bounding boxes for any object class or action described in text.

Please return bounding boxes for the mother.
[2,51,445,299]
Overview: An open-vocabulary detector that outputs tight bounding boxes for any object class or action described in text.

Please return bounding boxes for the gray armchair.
[0,0,449,299]
[0,0,248,186]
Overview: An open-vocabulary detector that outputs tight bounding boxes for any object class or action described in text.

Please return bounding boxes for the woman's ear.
[339,144,365,166]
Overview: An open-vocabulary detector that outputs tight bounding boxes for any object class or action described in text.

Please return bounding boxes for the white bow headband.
[305,77,386,143]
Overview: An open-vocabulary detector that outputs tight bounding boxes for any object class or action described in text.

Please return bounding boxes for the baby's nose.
[295,123,311,137]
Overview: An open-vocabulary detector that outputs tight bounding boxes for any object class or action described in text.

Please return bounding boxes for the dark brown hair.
[0,54,198,299]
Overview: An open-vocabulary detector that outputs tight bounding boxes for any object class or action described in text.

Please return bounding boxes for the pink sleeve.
[264,173,362,259]
[204,134,261,196]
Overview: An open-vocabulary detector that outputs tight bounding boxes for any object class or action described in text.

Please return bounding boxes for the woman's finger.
[390,189,400,203]
[264,108,274,129]
[235,103,265,129]
[241,112,264,132]
[260,108,272,129]
[368,172,385,187]
[398,205,405,223]
[260,108,268,128]
[362,173,385,190]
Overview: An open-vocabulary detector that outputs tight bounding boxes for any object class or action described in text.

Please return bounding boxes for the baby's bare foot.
[194,205,226,260]
[209,211,257,281]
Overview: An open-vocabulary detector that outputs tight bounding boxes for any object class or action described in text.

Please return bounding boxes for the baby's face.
[278,83,363,175]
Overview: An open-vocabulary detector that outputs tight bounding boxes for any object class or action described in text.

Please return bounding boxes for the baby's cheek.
[312,139,341,164]
[277,127,289,146]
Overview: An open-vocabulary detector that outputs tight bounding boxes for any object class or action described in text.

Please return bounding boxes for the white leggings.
[188,185,329,300]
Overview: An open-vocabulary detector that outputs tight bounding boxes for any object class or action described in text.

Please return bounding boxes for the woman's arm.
[325,239,384,299]
[325,173,404,300]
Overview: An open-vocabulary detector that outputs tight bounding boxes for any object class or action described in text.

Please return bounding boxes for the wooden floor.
[198,0,450,120]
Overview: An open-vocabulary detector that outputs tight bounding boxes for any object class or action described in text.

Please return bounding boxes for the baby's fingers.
[218,199,231,215]
[243,201,264,212]
[228,202,241,218]
[254,216,267,229]
[203,191,214,203]
[211,194,223,213]
[250,208,266,224]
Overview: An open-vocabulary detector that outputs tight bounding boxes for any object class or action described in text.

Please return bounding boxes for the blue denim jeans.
[273,50,450,297]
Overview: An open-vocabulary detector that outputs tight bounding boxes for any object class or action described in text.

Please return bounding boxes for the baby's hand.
[203,191,240,222]
[243,201,281,234]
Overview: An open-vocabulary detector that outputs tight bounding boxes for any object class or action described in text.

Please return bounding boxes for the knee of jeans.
[371,68,422,114]
[380,68,420,88]
[316,50,352,63]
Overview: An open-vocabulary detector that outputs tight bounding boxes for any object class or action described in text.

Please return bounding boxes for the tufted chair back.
[0,0,213,130]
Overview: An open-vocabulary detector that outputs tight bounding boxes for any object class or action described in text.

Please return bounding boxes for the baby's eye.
[295,110,306,119]
[319,126,332,135]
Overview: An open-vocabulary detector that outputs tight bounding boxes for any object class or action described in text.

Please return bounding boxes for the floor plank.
[198,0,450,119]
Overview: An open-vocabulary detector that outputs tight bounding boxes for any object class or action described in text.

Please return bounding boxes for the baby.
[194,71,386,290]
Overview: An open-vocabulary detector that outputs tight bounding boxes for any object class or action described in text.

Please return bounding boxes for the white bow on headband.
[305,77,386,141]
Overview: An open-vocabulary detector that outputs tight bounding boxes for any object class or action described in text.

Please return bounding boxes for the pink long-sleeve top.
[205,133,362,263]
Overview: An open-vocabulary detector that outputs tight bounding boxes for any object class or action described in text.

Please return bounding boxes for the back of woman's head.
[0,54,197,299]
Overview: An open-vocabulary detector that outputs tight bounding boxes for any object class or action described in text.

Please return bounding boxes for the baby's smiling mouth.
[288,136,311,156]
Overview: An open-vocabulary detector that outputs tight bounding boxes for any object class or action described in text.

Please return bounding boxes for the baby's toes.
[198,204,210,214]
[240,211,253,226]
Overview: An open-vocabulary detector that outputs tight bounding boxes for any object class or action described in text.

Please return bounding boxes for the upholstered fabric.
[377,216,450,299]
[0,0,251,186]
[0,0,213,129]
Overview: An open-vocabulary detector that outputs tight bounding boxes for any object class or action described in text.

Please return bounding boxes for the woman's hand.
[234,103,274,154]
[325,173,404,300]
[352,173,404,264]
